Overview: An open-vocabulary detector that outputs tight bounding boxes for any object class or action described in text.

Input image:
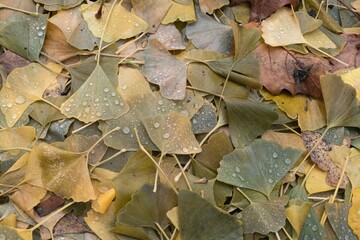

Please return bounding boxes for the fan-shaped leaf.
[0,63,61,127]
[224,98,278,147]
[217,139,302,197]
[178,189,243,240]
[60,65,129,123]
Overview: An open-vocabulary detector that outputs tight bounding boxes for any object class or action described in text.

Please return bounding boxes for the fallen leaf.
[250,0,298,20]
[199,0,229,14]
[162,0,196,24]
[178,189,243,239]
[81,2,148,43]
[349,187,360,238]
[326,203,358,240]
[285,202,312,236]
[142,39,187,100]
[0,126,35,155]
[34,0,83,11]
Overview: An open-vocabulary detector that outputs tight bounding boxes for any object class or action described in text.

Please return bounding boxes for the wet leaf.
[142,39,187,100]
[341,67,360,100]
[349,187,360,238]
[81,3,148,43]
[142,111,201,154]
[178,189,243,240]
[149,24,186,50]
[326,203,357,240]
[25,142,96,202]
[298,208,325,240]
[241,196,288,234]
[0,62,61,127]
[199,0,229,14]
[132,0,172,33]
[60,65,129,123]
[185,7,233,55]
[224,97,278,147]
[113,149,156,210]
[321,74,360,128]
[217,139,302,197]
[0,13,48,61]
[285,202,312,236]
[191,101,217,134]
[0,226,32,240]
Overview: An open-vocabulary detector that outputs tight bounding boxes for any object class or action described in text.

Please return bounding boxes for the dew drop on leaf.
[153,122,160,128]
[15,96,26,104]
[162,132,170,139]
[122,127,130,134]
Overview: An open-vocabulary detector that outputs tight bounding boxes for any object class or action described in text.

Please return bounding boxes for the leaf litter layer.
[0,0,360,239]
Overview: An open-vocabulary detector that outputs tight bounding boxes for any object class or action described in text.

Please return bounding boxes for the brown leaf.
[330,34,360,72]
[0,51,30,76]
[256,44,331,98]
[54,213,92,236]
[301,131,349,188]
[250,0,298,21]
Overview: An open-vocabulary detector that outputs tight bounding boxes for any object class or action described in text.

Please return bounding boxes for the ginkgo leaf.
[304,28,337,49]
[113,149,156,210]
[191,101,217,134]
[117,183,177,231]
[217,139,302,197]
[0,226,32,240]
[340,67,360,100]
[178,189,243,240]
[132,0,172,33]
[241,197,288,234]
[48,6,99,50]
[261,7,306,46]
[149,24,186,50]
[25,142,96,202]
[34,0,83,11]
[232,23,261,62]
[81,3,148,43]
[349,188,360,237]
[285,202,312,236]
[0,62,61,127]
[162,0,196,24]
[224,97,278,147]
[185,7,233,55]
[142,39,187,100]
[60,65,129,123]
[30,97,66,126]
[326,203,357,240]
[199,0,229,14]
[295,8,323,34]
[298,208,325,239]
[0,13,48,61]
[0,126,35,155]
[142,111,201,154]
[321,74,360,128]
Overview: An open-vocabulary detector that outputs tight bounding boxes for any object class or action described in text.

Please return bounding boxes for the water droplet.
[235,167,240,173]
[11,113,17,119]
[268,178,274,183]
[285,158,291,164]
[37,31,44,37]
[96,112,102,117]
[15,95,26,104]
[239,176,245,181]
[153,122,160,128]
[103,88,109,93]
[122,127,130,134]
[157,99,164,105]
[192,119,198,124]
[182,147,188,153]
[122,84,128,90]
[82,101,87,106]
[94,98,100,103]
[232,173,236,177]
[272,152,278,158]
[162,132,170,139]
[65,107,70,112]
[268,169,273,173]
[311,225,318,231]
[41,25,46,30]
[6,103,13,108]
[111,92,116,96]
[114,100,119,105]
[70,99,75,103]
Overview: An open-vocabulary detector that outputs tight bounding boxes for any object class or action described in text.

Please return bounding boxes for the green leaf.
[0,13,48,61]
[224,98,278,147]
[142,111,201,154]
[113,149,156,210]
[217,139,302,197]
[60,65,129,123]
[178,189,243,240]
[321,74,360,128]
[117,183,177,231]
[241,197,288,234]
[296,8,323,34]
[326,203,357,240]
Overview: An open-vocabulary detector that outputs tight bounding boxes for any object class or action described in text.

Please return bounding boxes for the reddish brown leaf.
[256,44,331,98]
[330,34,360,72]
[249,0,299,21]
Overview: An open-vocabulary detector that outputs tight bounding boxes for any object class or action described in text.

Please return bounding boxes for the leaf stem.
[86,126,120,159]
[0,147,32,152]
[236,187,253,204]
[41,98,62,111]
[172,154,192,191]
[306,42,349,67]
[90,148,126,172]
[154,222,170,240]
[0,3,39,16]
[96,0,119,65]
[134,128,179,195]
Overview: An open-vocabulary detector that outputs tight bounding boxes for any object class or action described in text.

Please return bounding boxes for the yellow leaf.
[341,68,360,101]
[162,1,196,24]
[305,165,335,194]
[304,28,336,49]
[81,3,148,43]
[0,214,17,227]
[349,187,360,237]
[0,126,35,155]
[92,188,115,214]
[261,90,326,131]
[0,63,61,127]
[285,202,312,236]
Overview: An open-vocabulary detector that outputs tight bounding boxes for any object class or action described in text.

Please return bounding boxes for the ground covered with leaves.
[0,0,360,239]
